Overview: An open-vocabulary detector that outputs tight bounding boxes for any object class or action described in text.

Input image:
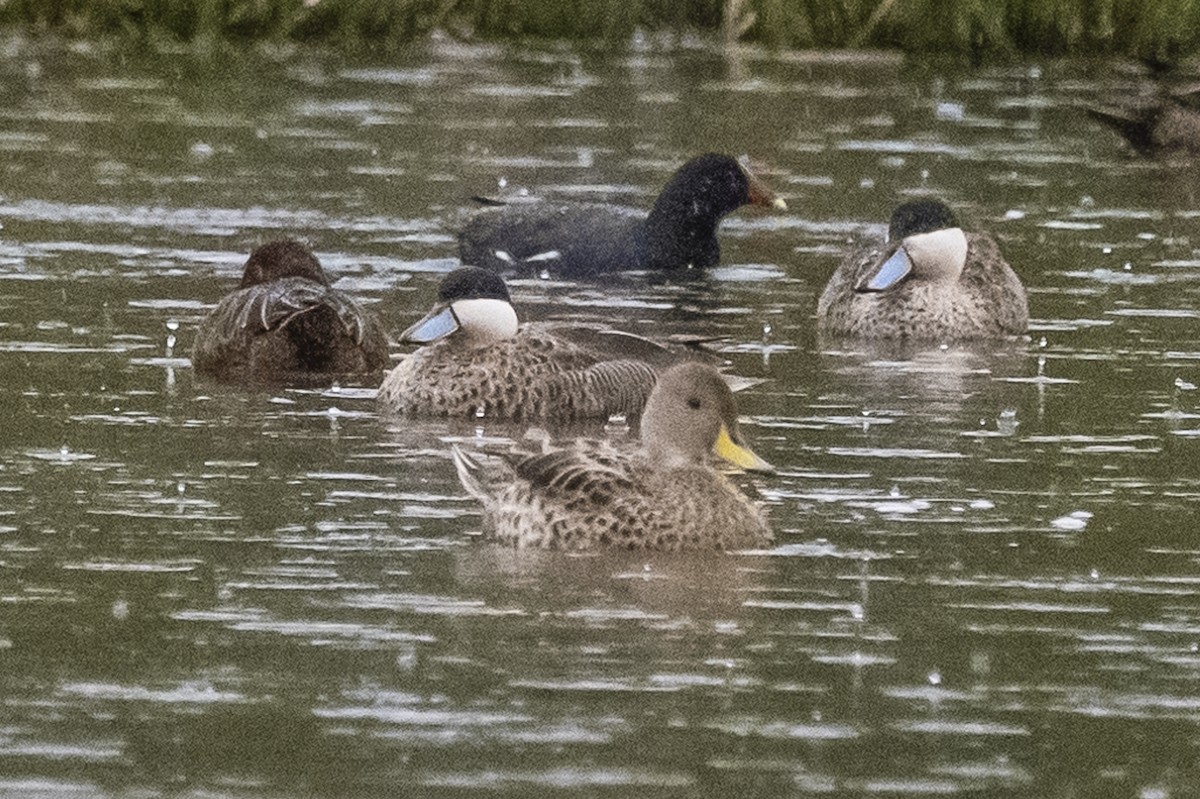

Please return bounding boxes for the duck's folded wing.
[537,360,658,420]
[209,277,374,344]
[547,325,723,368]
[827,242,887,296]
[511,442,638,504]
[1170,81,1200,108]
[459,203,642,268]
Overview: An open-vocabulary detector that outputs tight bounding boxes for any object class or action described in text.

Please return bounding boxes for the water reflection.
[2,35,1200,798]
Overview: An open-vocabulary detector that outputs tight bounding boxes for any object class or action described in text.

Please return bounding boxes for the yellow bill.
[713,424,775,474]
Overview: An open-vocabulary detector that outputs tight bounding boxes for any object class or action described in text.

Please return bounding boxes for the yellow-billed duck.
[452,361,773,550]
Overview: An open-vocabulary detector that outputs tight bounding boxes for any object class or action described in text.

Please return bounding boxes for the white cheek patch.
[903,227,968,283]
[452,298,519,343]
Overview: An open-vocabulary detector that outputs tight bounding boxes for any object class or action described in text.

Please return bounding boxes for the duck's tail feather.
[452,445,493,506]
[1085,105,1155,153]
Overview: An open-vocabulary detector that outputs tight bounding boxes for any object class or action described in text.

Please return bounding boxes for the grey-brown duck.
[452,361,773,550]
[379,267,700,421]
[817,200,1028,341]
[1087,81,1200,156]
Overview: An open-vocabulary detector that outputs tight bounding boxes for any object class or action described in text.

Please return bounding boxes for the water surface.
[2,35,1200,798]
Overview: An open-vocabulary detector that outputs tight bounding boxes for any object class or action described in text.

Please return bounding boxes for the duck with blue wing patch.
[379,267,717,421]
[817,199,1028,341]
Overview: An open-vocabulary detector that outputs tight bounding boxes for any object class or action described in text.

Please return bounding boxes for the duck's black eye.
[687,396,702,410]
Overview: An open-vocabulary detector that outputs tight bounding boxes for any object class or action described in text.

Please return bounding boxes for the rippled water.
[3,34,1200,798]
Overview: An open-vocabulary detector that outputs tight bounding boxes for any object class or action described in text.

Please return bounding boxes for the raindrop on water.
[997,408,1019,436]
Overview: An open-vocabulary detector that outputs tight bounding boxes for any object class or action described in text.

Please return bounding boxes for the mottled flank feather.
[378,323,660,421]
[451,362,773,550]
[453,440,769,550]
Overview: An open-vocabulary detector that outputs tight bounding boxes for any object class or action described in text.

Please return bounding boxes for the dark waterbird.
[378,266,717,421]
[452,361,774,550]
[192,240,389,385]
[1087,81,1200,156]
[458,152,787,278]
[817,199,1028,341]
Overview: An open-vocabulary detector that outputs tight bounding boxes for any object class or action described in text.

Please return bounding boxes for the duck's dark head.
[888,199,959,241]
[401,266,518,346]
[239,240,327,289]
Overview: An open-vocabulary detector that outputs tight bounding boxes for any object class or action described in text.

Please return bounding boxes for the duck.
[817,199,1028,341]
[192,240,389,385]
[457,152,787,278]
[1087,81,1200,156]
[451,361,774,550]
[379,266,706,421]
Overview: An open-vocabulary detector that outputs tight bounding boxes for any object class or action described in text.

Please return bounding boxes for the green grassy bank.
[3,0,1199,60]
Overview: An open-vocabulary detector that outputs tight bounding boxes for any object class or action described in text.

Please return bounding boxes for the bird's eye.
[687,397,702,410]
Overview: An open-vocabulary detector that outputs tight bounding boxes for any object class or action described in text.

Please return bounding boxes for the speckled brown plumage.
[817,233,1028,341]
[378,323,659,421]
[451,362,773,550]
